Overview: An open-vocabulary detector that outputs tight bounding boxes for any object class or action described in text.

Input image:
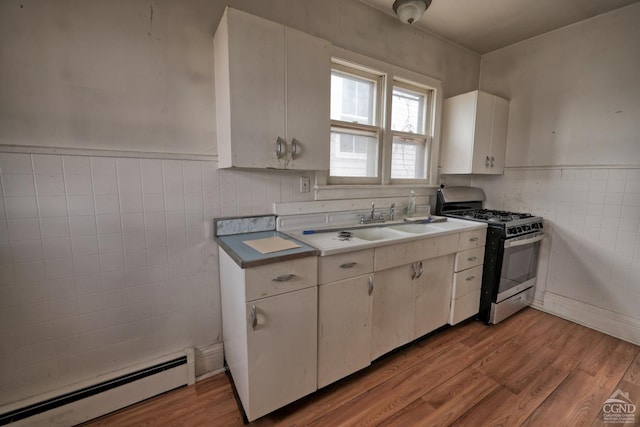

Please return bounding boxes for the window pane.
[330,131,378,178]
[391,86,426,134]
[391,136,427,179]
[331,71,376,125]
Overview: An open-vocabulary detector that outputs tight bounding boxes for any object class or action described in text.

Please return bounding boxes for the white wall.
[479,3,640,167]
[0,0,480,407]
[0,0,217,155]
[474,3,640,343]
[0,153,312,405]
[0,0,479,156]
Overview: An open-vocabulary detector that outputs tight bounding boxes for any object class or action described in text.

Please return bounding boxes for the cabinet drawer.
[374,233,459,271]
[318,249,374,285]
[458,229,486,251]
[455,247,485,272]
[245,256,317,301]
[452,265,483,299]
[449,289,481,325]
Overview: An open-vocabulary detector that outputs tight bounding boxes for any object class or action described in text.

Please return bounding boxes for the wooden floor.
[84,308,640,426]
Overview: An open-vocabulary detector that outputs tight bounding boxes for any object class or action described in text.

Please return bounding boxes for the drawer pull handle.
[467,256,477,262]
[411,263,417,280]
[273,274,296,282]
[469,237,479,242]
[368,276,374,296]
[466,276,475,281]
[275,137,286,159]
[250,305,257,330]
[416,261,424,279]
[340,262,358,269]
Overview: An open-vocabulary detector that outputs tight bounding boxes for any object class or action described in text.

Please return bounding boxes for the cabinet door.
[471,91,495,173]
[489,96,509,174]
[246,287,317,421]
[285,27,331,171]
[216,8,286,169]
[371,265,414,360]
[414,255,454,338]
[318,275,373,388]
[440,91,476,174]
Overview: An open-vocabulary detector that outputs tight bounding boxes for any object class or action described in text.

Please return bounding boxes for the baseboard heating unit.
[0,348,195,426]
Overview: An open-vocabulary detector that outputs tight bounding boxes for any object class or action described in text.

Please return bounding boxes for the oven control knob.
[523,225,531,231]
[507,227,516,235]
[531,223,538,230]
[516,226,523,233]
[538,222,544,229]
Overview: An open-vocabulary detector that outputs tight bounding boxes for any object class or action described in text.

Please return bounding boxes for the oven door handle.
[504,233,545,248]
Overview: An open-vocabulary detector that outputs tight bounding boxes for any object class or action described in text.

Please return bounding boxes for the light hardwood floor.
[83,308,640,426]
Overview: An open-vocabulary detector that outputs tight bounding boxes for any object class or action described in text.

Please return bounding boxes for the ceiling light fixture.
[392,0,432,25]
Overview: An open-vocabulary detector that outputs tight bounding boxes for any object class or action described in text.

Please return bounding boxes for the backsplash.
[473,168,640,336]
[0,152,310,405]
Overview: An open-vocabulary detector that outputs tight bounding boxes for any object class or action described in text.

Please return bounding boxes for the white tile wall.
[0,152,311,405]
[473,167,640,321]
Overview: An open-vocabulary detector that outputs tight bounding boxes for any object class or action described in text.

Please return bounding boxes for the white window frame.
[322,47,443,187]
[389,79,432,183]
[330,61,385,184]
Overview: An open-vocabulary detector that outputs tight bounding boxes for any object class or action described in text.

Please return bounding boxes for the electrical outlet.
[300,176,311,193]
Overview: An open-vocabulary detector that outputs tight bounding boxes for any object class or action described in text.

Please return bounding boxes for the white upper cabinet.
[214,8,330,170]
[440,90,509,174]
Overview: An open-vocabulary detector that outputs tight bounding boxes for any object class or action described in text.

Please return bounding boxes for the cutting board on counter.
[244,236,301,254]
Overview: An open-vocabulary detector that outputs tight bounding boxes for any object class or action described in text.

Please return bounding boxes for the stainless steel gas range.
[436,186,544,324]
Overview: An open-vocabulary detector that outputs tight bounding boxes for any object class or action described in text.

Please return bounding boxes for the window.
[330,66,382,180]
[390,82,431,180]
[328,57,437,185]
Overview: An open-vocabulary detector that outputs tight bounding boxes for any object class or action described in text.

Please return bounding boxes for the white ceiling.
[360,0,640,53]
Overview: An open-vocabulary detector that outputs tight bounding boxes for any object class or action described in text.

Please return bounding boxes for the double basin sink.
[288,218,485,256]
[350,221,460,241]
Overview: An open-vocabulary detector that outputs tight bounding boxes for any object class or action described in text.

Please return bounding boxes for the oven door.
[496,232,544,303]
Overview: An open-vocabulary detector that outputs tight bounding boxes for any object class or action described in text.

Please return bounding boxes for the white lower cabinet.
[414,255,455,338]
[246,287,317,419]
[449,243,486,325]
[371,265,415,360]
[371,253,456,360]
[219,250,318,422]
[318,274,373,388]
[220,226,487,420]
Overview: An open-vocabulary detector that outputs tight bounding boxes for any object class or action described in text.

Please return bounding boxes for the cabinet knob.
[275,137,286,159]
[272,274,296,282]
[368,276,374,296]
[485,156,490,168]
[466,276,475,281]
[416,261,424,279]
[469,237,479,242]
[411,263,417,280]
[467,256,477,262]
[491,156,495,168]
[291,138,299,160]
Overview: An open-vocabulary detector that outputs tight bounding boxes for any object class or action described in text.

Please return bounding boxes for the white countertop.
[284,218,487,256]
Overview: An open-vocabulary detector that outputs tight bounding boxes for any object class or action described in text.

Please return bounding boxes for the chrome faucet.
[359,202,386,224]
[390,203,395,221]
